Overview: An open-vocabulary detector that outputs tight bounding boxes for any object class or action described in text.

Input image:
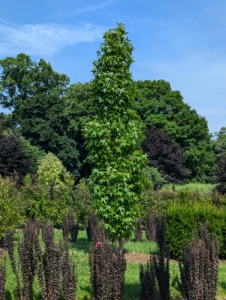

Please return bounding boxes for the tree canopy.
[212,127,226,160]
[134,80,215,182]
[0,133,33,180]
[0,53,69,111]
[63,82,94,178]
[141,127,187,183]
[0,54,81,176]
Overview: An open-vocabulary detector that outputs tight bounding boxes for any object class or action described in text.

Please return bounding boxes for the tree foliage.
[141,127,187,183]
[212,127,226,160]
[0,54,81,176]
[0,177,22,237]
[213,127,226,193]
[134,80,215,182]
[37,152,74,188]
[216,151,226,194]
[63,82,94,178]
[0,133,33,179]
[0,53,69,110]
[83,23,147,242]
[17,93,81,176]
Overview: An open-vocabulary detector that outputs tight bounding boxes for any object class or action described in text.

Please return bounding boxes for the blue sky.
[0,0,225,134]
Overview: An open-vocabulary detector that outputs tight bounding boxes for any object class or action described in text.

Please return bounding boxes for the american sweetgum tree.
[83,23,147,249]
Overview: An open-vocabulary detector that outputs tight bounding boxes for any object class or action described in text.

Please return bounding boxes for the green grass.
[163,182,216,195]
[3,229,226,299]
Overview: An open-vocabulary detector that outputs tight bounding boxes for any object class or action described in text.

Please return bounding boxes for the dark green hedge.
[165,202,226,259]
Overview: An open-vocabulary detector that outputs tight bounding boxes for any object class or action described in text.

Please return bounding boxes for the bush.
[86,212,105,243]
[154,215,170,300]
[72,179,92,225]
[178,224,218,300]
[20,183,73,226]
[166,201,226,259]
[5,221,76,300]
[134,218,143,242]
[89,241,126,300]
[140,189,177,215]
[37,152,74,188]
[0,255,6,300]
[143,166,166,190]
[139,256,157,300]
[62,209,78,242]
[145,209,156,242]
[0,177,21,237]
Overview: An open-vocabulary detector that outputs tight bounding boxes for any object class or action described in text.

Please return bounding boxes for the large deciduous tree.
[0,54,81,176]
[216,151,226,195]
[0,54,69,110]
[212,127,226,160]
[134,80,215,182]
[63,82,94,178]
[141,127,188,183]
[214,128,226,194]
[83,24,147,245]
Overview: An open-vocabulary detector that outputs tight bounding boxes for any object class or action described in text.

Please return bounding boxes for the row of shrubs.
[0,215,126,300]
[62,196,226,262]
[0,211,220,300]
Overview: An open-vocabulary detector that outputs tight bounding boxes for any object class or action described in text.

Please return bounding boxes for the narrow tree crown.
[91,23,136,116]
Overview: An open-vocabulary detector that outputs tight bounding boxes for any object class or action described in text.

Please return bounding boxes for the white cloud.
[55,0,120,18]
[72,0,120,16]
[0,21,104,56]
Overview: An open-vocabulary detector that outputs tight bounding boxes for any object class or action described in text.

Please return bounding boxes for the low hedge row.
[165,202,226,259]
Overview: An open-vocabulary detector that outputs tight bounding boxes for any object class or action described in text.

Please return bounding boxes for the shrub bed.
[166,201,226,259]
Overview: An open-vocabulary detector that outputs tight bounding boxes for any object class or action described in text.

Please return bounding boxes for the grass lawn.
[163,182,216,195]
[3,229,226,299]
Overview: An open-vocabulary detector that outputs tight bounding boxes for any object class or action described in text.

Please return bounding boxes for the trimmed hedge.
[166,202,226,259]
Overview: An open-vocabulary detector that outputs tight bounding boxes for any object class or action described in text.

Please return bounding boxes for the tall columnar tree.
[83,23,147,246]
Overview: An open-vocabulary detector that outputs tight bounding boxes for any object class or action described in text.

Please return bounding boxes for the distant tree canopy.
[212,127,226,160]
[0,53,69,110]
[63,82,94,178]
[214,127,226,193]
[62,80,215,182]
[0,54,81,176]
[141,127,187,183]
[216,151,226,194]
[134,80,215,182]
[0,54,216,183]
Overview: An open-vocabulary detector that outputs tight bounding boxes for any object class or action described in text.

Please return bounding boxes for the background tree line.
[0,53,225,187]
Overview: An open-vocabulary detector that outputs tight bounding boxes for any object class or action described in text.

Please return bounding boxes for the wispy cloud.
[0,21,104,56]
[55,0,120,18]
